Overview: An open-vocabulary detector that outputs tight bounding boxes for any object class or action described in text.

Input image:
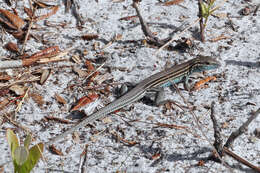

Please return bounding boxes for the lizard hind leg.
[115,82,136,98]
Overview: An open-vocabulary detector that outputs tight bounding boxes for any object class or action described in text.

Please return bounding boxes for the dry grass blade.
[209,34,231,42]
[155,123,188,129]
[118,15,138,21]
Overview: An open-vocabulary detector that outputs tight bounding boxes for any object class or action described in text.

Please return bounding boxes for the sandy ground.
[0,0,259,172]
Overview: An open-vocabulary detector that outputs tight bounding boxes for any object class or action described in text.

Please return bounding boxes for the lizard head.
[191,55,221,73]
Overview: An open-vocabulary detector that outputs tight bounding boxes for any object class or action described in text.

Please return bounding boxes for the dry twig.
[132,1,170,47]
[209,104,260,172]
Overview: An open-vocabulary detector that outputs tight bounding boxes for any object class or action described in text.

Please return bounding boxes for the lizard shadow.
[225,60,260,68]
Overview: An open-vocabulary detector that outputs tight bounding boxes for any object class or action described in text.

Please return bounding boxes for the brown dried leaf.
[71,93,99,111]
[81,34,99,41]
[197,160,205,166]
[30,93,45,106]
[0,8,25,29]
[114,34,123,41]
[49,145,63,156]
[221,122,229,129]
[34,0,54,8]
[0,89,10,97]
[163,0,184,6]
[11,30,25,40]
[165,102,172,110]
[85,60,95,72]
[35,6,59,21]
[0,98,9,110]
[24,7,33,18]
[30,46,60,59]
[23,46,60,66]
[0,17,18,30]
[9,85,25,95]
[55,93,67,105]
[152,153,161,160]
[4,42,19,53]
[0,73,11,81]
[40,69,51,85]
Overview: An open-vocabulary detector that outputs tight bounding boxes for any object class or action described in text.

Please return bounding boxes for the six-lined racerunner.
[46,55,220,145]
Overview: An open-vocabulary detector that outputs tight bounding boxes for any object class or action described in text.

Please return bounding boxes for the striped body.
[47,56,220,144]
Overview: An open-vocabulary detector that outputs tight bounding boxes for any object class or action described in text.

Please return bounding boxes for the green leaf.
[19,143,44,173]
[209,0,215,7]
[24,134,31,149]
[6,129,19,159]
[200,3,209,18]
[14,146,29,165]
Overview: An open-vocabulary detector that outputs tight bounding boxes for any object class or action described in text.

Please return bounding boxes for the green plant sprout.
[200,0,218,27]
[6,129,43,173]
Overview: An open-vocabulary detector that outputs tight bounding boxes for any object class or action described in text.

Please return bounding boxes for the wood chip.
[71,55,81,64]
[73,66,89,78]
[72,132,80,143]
[102,117,112,124]
[40,69,51,85]
[30,93,45,106]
